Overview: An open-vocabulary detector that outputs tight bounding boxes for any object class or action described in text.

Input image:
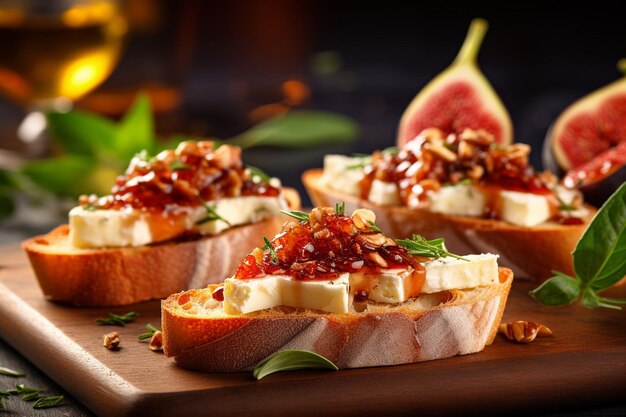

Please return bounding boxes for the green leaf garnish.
[253,350,338,380]
[530,182,626,309]
[227,111,358,149]
[95,311,139,326]
[169,160,190,170]
[555,193,575,211]
[396,234,468,261]
[280,209,310,222]
[381,146,399,156]
[0,367,24,377]
[113,94,155,160]
[138,323,160,341]
[335,202,345,215]
[247,165,272,183]
[262,237,279,264]
[33,395,64,410]
[367,220,383,233]
[196,201,231,226]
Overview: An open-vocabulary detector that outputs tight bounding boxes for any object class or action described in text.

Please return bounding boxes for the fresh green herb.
[381,146,399,156]
[346,156,371,170]
[253,350,338,380]
[95,311,139,326]
[196,201,231,226]
[335,202,345,215]
[15,384,42,401]
[396,234,468,261]
[82,203,99,211]
[0,391,9,398]
[262,237,279,264]
[247,165,271,183]
[134,149,156,164]
[33,395,64,410]
[368,221,383,233]
[280,209,310,222]
[457,178,474,197]
[138,323,160,341]
[169,160,190,170]
[0,396,5,410]
[555,193,575,211]
[530,183,626,309]
[0,367,24,377]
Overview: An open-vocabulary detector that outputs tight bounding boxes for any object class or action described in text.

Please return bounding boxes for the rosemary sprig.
[381,146,399,155]
[138,323,160,341]
[33,395,64,410]
[367,221,383,233]
[196,201,231,226]
[0,366,24,377]
[280,209,310,222]
[247,165,271,183]
[335,202,345,215]
[396,234,468,261]
[346,157,371,170]
[262,237,279,264]
[95,311,139,326]
[15,384,42,401]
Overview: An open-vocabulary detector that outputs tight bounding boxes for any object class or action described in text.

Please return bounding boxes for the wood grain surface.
[0,243,625,417]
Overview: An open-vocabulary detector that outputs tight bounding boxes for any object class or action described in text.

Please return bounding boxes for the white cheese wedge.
[69,196,286,248]
[421,254,499,294]
[320,154,364,196]
[223,254,499,314]
[428,184,485,217]
[368,180,401,206]
[223,274,350,314]
[500,191,550,227]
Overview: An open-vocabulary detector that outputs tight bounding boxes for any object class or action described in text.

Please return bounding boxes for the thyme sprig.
[138,323,160,341]
[247,165,271,183]
[33,395,65,410]
[0,366,24,377]
[555,193,575,211]
[367,221,383,233]
[196,200,231,226]
[280,209,310,222]
[262,237,279,264]
[396,234,468,261]
[95,311,139,326]
[334,202,345,215]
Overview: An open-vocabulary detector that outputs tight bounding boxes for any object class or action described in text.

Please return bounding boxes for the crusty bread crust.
[22,188,301,306]
[162,268,513,371]
[302,169,594,281]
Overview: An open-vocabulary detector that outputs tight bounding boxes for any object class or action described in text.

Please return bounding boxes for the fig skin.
[397,18,512,148]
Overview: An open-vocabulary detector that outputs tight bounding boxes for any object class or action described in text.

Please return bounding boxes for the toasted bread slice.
[303,169,594,281]
[22,189,300,306]
[161,268,513,371]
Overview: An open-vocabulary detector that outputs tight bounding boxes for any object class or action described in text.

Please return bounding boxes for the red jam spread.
[359,128,584,220]
[234,207,422,281]
[79,141,279,211]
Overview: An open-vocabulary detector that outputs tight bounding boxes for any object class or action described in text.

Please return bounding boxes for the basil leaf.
[529,272,580,306]
[0,367,24,377]
[47,110,117,157]
[114,94,156,160]
[21,155,94,196]
[574,182,626,290]
[253,350,338,380]
[228,111,358,149]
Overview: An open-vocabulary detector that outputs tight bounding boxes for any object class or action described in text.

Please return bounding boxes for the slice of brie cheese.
[69,196,286,248]
[368,180,401,206]
[499,191,550,227]
[223,254,499,314]
[428,185,485,217]
[320,155,364,196]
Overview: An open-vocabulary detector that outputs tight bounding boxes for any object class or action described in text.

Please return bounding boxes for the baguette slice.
[162,267,512,371]
[303,169,594,281]
[22,189,300,307]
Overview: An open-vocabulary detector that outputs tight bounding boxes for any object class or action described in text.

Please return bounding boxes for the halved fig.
[545,59,626,205]
[397,18,512,147]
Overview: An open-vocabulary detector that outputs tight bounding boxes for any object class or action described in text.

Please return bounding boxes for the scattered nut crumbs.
[149,331,163,352]
[499,321,553,343]
[103,331,121,350]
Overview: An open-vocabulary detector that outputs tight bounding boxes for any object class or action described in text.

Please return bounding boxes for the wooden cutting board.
[0,244,624,417]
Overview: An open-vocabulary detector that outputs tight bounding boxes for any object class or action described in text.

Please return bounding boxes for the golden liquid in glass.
[0,2,126,103]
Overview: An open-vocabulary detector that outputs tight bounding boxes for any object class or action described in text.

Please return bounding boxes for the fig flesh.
[397,19,512,147]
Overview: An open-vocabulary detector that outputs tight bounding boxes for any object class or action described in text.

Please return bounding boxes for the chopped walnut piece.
[367,252,389,268]
[499,321,553,343]
[356,233,387,248]
[103,331,120,350]
[149,331,163,352]
[467,165,485,180]
[459,128,495,145]
[425,142,457,162]
[416,127,445,143]
[309,207,334,226]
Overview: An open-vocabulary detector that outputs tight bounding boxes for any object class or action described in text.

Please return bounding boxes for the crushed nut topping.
[79,141,279,211]
[103,331,121,350]
[499,321,553,343]
[149,331,163,352]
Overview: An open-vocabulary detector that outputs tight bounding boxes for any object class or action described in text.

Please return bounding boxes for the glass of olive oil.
[0,0,127,143]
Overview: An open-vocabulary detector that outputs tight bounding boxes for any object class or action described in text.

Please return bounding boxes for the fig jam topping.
[234,207,419,280]
[359,128,583,221]
[79,141,279,211]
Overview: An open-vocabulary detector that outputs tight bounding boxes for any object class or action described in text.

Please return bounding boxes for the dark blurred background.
[1,0,625,204]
